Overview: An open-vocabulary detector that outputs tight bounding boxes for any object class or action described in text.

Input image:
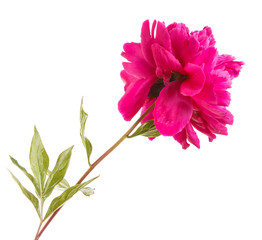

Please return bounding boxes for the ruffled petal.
[168,23,201,66]
[141,20,156,66]
[155,21,171,51]
[118,76,156,121]
[168,23,190,65]
[212,70,232,90]
[154,81,193,136]
[191,112,216,141]
[121,41,155,79]
[215,54,244,80]
[186,123,200,148]
[191,120,216,142]
[215,90,231,106]
[173,129,190,149]
[151,43,183,79]
[180,63,205,96]
[122,61,155,79]
[121,42,144,62]
[173,123,200,149]
[193,46,218,73]
[191,26,215,51]
[193,73,217,105]
[201,113,228,135]
[183,35,200,63]
[120,70,139,91]
[194,99,234,125]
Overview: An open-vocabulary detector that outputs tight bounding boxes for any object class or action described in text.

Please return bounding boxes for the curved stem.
[36,103,155,239]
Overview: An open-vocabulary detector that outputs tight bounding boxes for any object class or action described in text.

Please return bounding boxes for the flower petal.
[193,46,218,73]
[154,81,193,136]
[173,123,200,149]
[121,42,144,62]
[120,70,138,91]
[215,90,231,106]
[186,123,200,148]
[191,26,215,51]
[168,23,201,66]
[118,76,156,121]
[155,21,171,51]
[180,63,205,96]
[151,43,183,79]
[122,61,154,79]
[193,73,217,105]
[173,129,190,149]
[169,23,189,62]
[141,20,155,66]
[215,54,244,80]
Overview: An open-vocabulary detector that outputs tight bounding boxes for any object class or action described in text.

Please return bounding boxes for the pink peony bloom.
[118,20,244,149]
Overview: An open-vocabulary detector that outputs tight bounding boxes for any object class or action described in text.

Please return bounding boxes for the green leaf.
[55,177,71,191]
[44,176,99,220]
[80,97,93,166]
[9,170,40,219]
[47,170,71,191]
[128,120,161,138]
[29,126,49,193]
[43,146,74,199]
[9,155,40,197]
[48,171,94,197]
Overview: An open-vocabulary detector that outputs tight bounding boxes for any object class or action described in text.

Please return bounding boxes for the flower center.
[148,72,187,98]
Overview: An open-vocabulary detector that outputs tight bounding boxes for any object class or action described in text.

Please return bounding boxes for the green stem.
[36,103,155,239]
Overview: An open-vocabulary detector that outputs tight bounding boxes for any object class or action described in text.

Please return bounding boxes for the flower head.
[118,20,244,149]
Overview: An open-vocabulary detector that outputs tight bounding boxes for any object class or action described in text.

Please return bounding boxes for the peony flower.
[118,20,244,149]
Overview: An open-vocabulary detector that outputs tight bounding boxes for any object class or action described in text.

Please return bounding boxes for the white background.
[0,0,261,239]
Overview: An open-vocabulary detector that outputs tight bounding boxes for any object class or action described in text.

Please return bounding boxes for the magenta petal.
[173,129,190,149]
[193,47,218,73]
[174,123,200,149]
[212,70,232,90]
[122,61,154,79]
[118,76,156,121]
[191,26,215,51]
[215,90,231,106]
[215,54,244,79]
[155,21,171,51]
[181,63,205,96]
[151,43,183,78]
[186,123,200,148]
[191,113,217,141]
[183,35,200,63]
[121,42,144,62]
[141,20,155,66]
[168,23,190,65]
[120,70,138,91]
[193,73,217,105]
[154,81,193,136]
